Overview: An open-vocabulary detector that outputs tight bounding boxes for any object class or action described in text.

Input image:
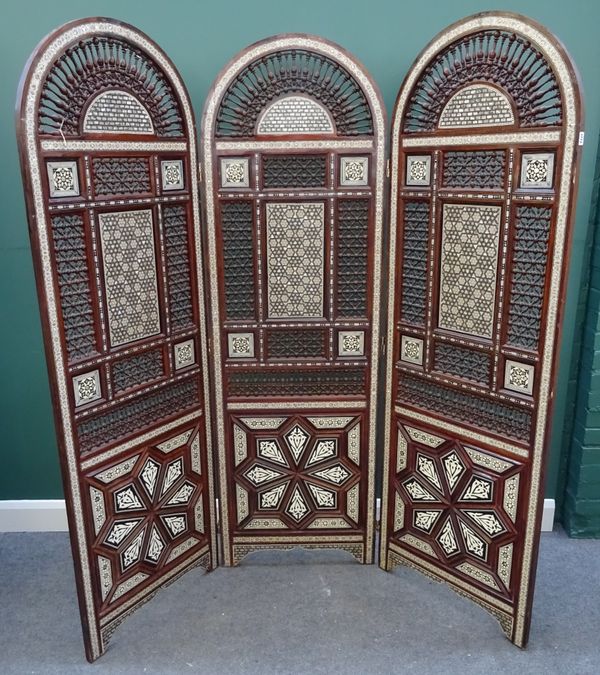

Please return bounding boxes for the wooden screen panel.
[201,35,385,565]
[16,19,217,661]
[379,13,583,647]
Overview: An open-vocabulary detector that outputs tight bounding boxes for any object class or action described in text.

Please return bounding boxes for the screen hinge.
[380,334,387,357]
[578,131,585,146]
[198,161,203,183]
[386,158,391,179]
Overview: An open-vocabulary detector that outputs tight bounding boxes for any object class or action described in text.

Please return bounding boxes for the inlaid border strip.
[216,140,374,151]
[402,131,561,147]
[41,140,187,152]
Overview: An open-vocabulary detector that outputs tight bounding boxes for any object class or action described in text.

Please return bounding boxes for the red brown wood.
[15,18,217,661]
[200,35,386,566]
[379,11,584,647]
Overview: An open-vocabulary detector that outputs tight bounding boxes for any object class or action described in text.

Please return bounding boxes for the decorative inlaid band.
[41,140,187,152]
[394,406,528,459]
[215,140,373,151]
[233,534,364,544]
[228,401,367,410]
[402,131,561,148]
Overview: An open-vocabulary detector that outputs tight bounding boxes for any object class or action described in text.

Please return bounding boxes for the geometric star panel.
[231,414,362,543]
[86,425,206,609]
[438,203,501,339]
[266,202,325,318]
[98,209,161,347]
[390,419,522,602]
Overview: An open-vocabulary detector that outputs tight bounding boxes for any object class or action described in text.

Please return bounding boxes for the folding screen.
[16,18,217,661]
[379,12,583,647]
[201,35,386,566]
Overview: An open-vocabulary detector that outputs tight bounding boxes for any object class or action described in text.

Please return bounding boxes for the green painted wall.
[1,0,599,504]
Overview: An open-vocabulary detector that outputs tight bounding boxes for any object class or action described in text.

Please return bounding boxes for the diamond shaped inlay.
[257,439,288,466]
[305,439,337,467]
[162,514,187,538]
[140,458,160,499]
[259,483,288,509]
[114,485,144,512]
[442,451,465,492]
[285,424,310,463]
[286,486,309,522]
[306,482,336,508]
[104,519,142,547]
[161,458,184,497]
[416,453,442,491]
[413,510,443,534]
[403,478,436,501]
[145,524,165,563]
[245,465,285,486]
[437,518,459,556]
[121,528,145,570]
[310,463,351,485]
[464,510,506,536]
[460,476,493,502]
[459,519,488,560]
[166,481,195,506]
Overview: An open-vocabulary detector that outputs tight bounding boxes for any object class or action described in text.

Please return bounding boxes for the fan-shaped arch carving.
[215,47,374,137]
[38,35,185,136]
[403,28,563,132]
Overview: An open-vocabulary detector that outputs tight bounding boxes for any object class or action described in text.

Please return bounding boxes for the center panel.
[203,37,385,566]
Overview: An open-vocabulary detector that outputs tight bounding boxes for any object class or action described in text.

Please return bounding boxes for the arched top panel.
[400,16,573,133]
[212,39,376,137]
[33,26,186,137]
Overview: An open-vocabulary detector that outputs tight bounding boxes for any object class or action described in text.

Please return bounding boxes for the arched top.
[400,14,577,133]
[30,23,186,137]
[211,37,377,137]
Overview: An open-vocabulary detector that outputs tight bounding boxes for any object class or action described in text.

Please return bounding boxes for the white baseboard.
[0,497,556,533]
[0,500,68,532]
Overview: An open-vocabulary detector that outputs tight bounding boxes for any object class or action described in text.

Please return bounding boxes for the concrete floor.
[0,529,599,674]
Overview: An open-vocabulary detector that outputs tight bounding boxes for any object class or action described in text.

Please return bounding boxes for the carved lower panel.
[232,542,365,566]
[389,417,522,603]
[87,424,209,611]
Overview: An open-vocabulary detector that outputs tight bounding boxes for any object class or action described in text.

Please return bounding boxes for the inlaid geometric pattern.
[504,360,534,395]
[98,209,160,347]
[228,333,255,358]
[392,421,521,596]
[406,155,431,186]
[47,160,80,198]
[438,203,501,339]
[220,158,249,188]
[174,339,195,370]
[73,369,102,407]
[520,153,554,189]
[266,202,325,318]
[232,415,361,531]
[340,156,368,186]
[400,335,423,365]
[87,425,205,606]
[257,95,334,135]
[338,331,364,357]
[161,160,184,191]
[438,84,515,128]
[83,90,154,134]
